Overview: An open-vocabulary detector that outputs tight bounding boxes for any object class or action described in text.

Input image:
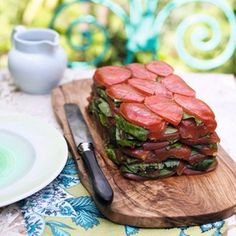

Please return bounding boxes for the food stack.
[88,61,219,180]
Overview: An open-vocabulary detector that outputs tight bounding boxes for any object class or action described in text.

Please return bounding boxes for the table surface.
[0,69,235,235]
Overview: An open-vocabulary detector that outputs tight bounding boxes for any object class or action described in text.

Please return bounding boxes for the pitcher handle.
[11,25,26,45]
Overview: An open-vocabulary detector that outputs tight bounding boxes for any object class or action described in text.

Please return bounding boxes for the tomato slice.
[145,95,183,126]
[94,66,131,87]
[126,63,157,80]
[161,74,196,97]
[174,94,216,130]
[128,78,172,97]
[119,103,166,132]
[146,61,174,77]
[106,83,145,103]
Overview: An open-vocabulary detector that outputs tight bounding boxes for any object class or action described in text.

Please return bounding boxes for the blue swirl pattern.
[49,0,235,70]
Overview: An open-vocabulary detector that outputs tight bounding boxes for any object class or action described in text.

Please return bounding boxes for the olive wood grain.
[51,79,236,228]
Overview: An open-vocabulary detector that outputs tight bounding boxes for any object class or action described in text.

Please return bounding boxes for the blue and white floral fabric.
[20,157,225,236]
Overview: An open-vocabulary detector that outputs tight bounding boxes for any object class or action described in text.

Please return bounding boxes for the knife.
[64,103,113,205]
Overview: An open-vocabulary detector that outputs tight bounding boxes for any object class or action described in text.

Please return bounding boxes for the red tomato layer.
[145,95,183,126]
[174,94,216,131]
[119,103,166,132]
[161,74,196,97]
[94,66,131,87]
[106,83,145,103]
[126,63,157,80]
[128,78,172,97]
[146,61,174,77]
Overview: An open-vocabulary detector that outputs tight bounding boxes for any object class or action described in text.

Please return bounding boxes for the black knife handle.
[77,143,113,205]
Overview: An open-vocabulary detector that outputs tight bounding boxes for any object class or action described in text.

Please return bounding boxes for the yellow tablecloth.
[20,157,226,236]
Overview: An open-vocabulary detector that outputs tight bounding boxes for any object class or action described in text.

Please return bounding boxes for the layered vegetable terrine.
[88,61,219,180]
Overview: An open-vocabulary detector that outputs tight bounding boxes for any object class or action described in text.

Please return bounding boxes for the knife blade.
[64,103,113,205]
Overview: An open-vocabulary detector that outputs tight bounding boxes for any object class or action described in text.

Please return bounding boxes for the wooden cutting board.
[52,79,236,228]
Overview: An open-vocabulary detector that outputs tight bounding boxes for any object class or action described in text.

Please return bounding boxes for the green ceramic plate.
[0,112,68,207]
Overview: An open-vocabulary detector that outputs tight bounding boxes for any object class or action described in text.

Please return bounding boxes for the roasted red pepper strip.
[154,145,191,162]
[193,145,218,156]
[181,132,220,145]
[148,131,180,141]
[121,149,154,161]
[178,119,209,139]
[143,141,170,151]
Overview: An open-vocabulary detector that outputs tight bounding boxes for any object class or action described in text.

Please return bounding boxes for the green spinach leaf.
[115,115,149,141]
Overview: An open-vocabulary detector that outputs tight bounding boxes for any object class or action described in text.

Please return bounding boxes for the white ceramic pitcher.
[8,26,67,94]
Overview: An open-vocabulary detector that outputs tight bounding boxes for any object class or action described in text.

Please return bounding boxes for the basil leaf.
[170,142,182,149]
[165,142,182,150]
[106,146,119,164]
[182,112,203,125]
[159,169,174,177]
[115,115,149,141]
[208,143,218,149]
[194,143,218,150]
[117,139,138,147]
[169,139,179,144]
[156,76,164,82]
[182,113,193,119]
[115,128,141,147]
[164,159,180,168]
[88,99,98,114]
[191,149,198,155]
[121,162,164,174]
[120,165,131,173]
[96,98,112,117]
[113,99,122,108]
[120,163,174,178]
[98,113,109,127]
[193,144,203,149]
[125,157,139,164]
[164,126,178,134]
[106,126,116,144]
[96,88,108,101]
[189,157,215,171]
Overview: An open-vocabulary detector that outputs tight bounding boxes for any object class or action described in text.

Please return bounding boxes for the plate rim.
[0,112,68,207]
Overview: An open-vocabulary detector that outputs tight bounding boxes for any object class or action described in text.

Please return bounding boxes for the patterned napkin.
[19,156,226,236]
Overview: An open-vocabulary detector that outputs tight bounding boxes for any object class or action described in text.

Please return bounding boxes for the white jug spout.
[41,40,59,47]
